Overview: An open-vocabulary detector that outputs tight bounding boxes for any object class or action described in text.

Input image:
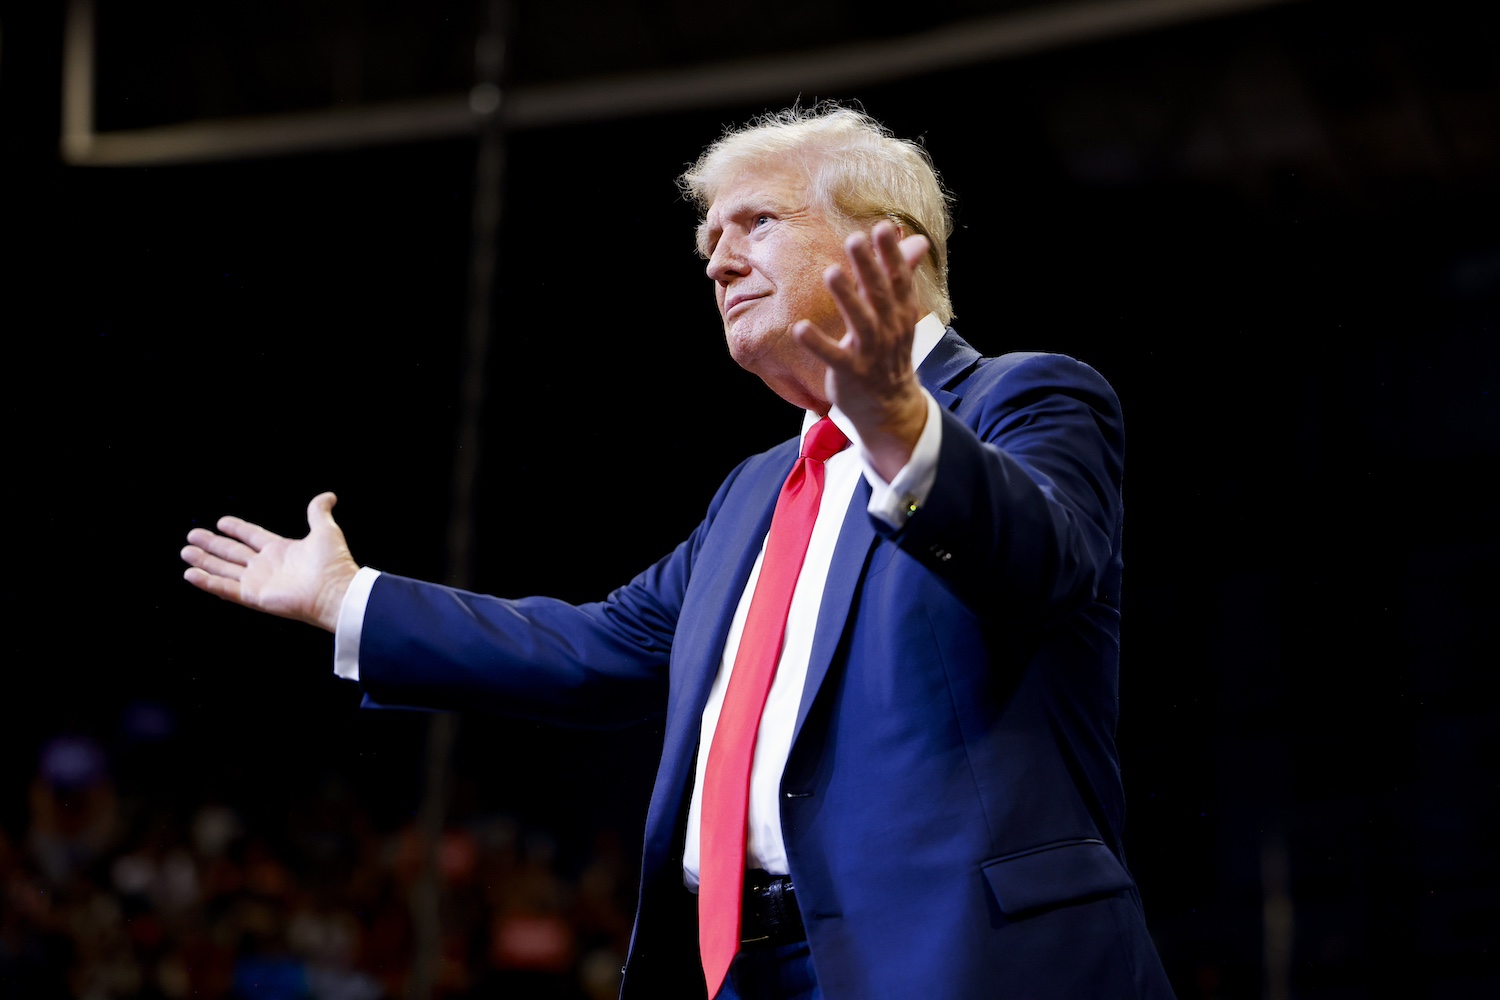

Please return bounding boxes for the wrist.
[314,563,358,633]
[862,388,928,482]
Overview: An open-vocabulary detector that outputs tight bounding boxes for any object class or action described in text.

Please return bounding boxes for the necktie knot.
[802,416,849,463]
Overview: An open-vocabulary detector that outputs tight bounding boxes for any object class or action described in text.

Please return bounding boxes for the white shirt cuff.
[863,389,943,528]
[333,566,382,682]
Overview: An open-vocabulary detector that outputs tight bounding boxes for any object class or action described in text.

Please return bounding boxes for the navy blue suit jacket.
[358,329,1176,998]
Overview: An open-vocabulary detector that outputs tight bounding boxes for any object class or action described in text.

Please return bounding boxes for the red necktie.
[698,415,850,996]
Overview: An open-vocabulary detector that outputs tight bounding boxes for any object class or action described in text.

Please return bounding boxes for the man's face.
[699,167,849,406]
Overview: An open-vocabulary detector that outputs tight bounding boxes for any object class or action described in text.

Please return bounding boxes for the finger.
[792,319,853,370]
[824,263,875,342]
[873,227,924,302]
[845,231,893,311]
[185,528,257,567]
[180,545,245,582]
[216,515,281,551]
[183,566,243,604]
[898,233,930,272]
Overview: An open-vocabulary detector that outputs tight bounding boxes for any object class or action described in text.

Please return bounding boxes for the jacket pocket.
[980,839,1135,916]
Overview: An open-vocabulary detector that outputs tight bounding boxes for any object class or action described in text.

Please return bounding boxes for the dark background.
[3,1,1497,997]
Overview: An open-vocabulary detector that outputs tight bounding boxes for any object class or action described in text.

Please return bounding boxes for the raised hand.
[181,492,359,632]
[792,220,931,481]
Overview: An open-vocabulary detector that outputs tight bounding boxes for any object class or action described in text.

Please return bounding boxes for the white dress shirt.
[334,313,950,887]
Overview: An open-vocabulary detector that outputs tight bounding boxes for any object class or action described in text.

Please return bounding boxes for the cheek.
[787,273,838,324]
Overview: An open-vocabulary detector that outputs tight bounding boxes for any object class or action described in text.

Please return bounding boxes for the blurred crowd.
[1,708,638,1000]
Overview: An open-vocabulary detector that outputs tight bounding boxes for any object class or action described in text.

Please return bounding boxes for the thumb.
[307,491,339,531]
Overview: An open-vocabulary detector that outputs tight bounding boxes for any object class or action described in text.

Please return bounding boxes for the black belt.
[740,869,806,947]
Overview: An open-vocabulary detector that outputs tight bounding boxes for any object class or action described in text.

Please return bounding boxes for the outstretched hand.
[793,220,931,481]
[181,492,359,633]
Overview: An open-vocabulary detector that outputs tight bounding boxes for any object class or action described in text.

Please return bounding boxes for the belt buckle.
[741,869,798,947]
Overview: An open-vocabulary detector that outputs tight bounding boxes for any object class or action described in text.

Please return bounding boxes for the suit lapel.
[792,476,876,743]
[789,327,980,746]
[667,472,777,725]
[921,327,982,407]
[640,444,793,877]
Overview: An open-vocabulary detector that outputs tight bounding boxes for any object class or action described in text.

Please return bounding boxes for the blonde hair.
[678,103,955,322]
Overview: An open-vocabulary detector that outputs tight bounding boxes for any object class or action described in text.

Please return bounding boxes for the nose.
[706,233,748,284]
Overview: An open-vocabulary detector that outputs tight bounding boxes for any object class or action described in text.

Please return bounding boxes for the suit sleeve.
[356,459,751,729]
[878,352,1125,620]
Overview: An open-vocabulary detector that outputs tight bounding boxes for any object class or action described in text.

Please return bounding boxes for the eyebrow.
[695,198,757,258]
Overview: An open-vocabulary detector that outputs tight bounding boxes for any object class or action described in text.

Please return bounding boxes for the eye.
[753,214,773,229]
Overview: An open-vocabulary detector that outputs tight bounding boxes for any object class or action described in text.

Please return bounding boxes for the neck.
[754,357,830,415]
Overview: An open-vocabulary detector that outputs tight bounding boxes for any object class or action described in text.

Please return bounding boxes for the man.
[183,105,1176,999]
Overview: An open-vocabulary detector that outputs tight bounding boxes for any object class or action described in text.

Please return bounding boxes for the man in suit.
[182,105,1176,999]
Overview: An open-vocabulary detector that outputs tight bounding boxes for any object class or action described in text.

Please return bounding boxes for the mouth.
[724,291,767,316]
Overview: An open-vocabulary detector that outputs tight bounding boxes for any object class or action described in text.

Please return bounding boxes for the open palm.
[181,491,359,632]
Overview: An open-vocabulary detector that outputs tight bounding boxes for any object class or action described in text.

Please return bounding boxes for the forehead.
[705,164,812,222]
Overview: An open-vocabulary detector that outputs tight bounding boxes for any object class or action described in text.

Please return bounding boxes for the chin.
[724,322,782,370]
